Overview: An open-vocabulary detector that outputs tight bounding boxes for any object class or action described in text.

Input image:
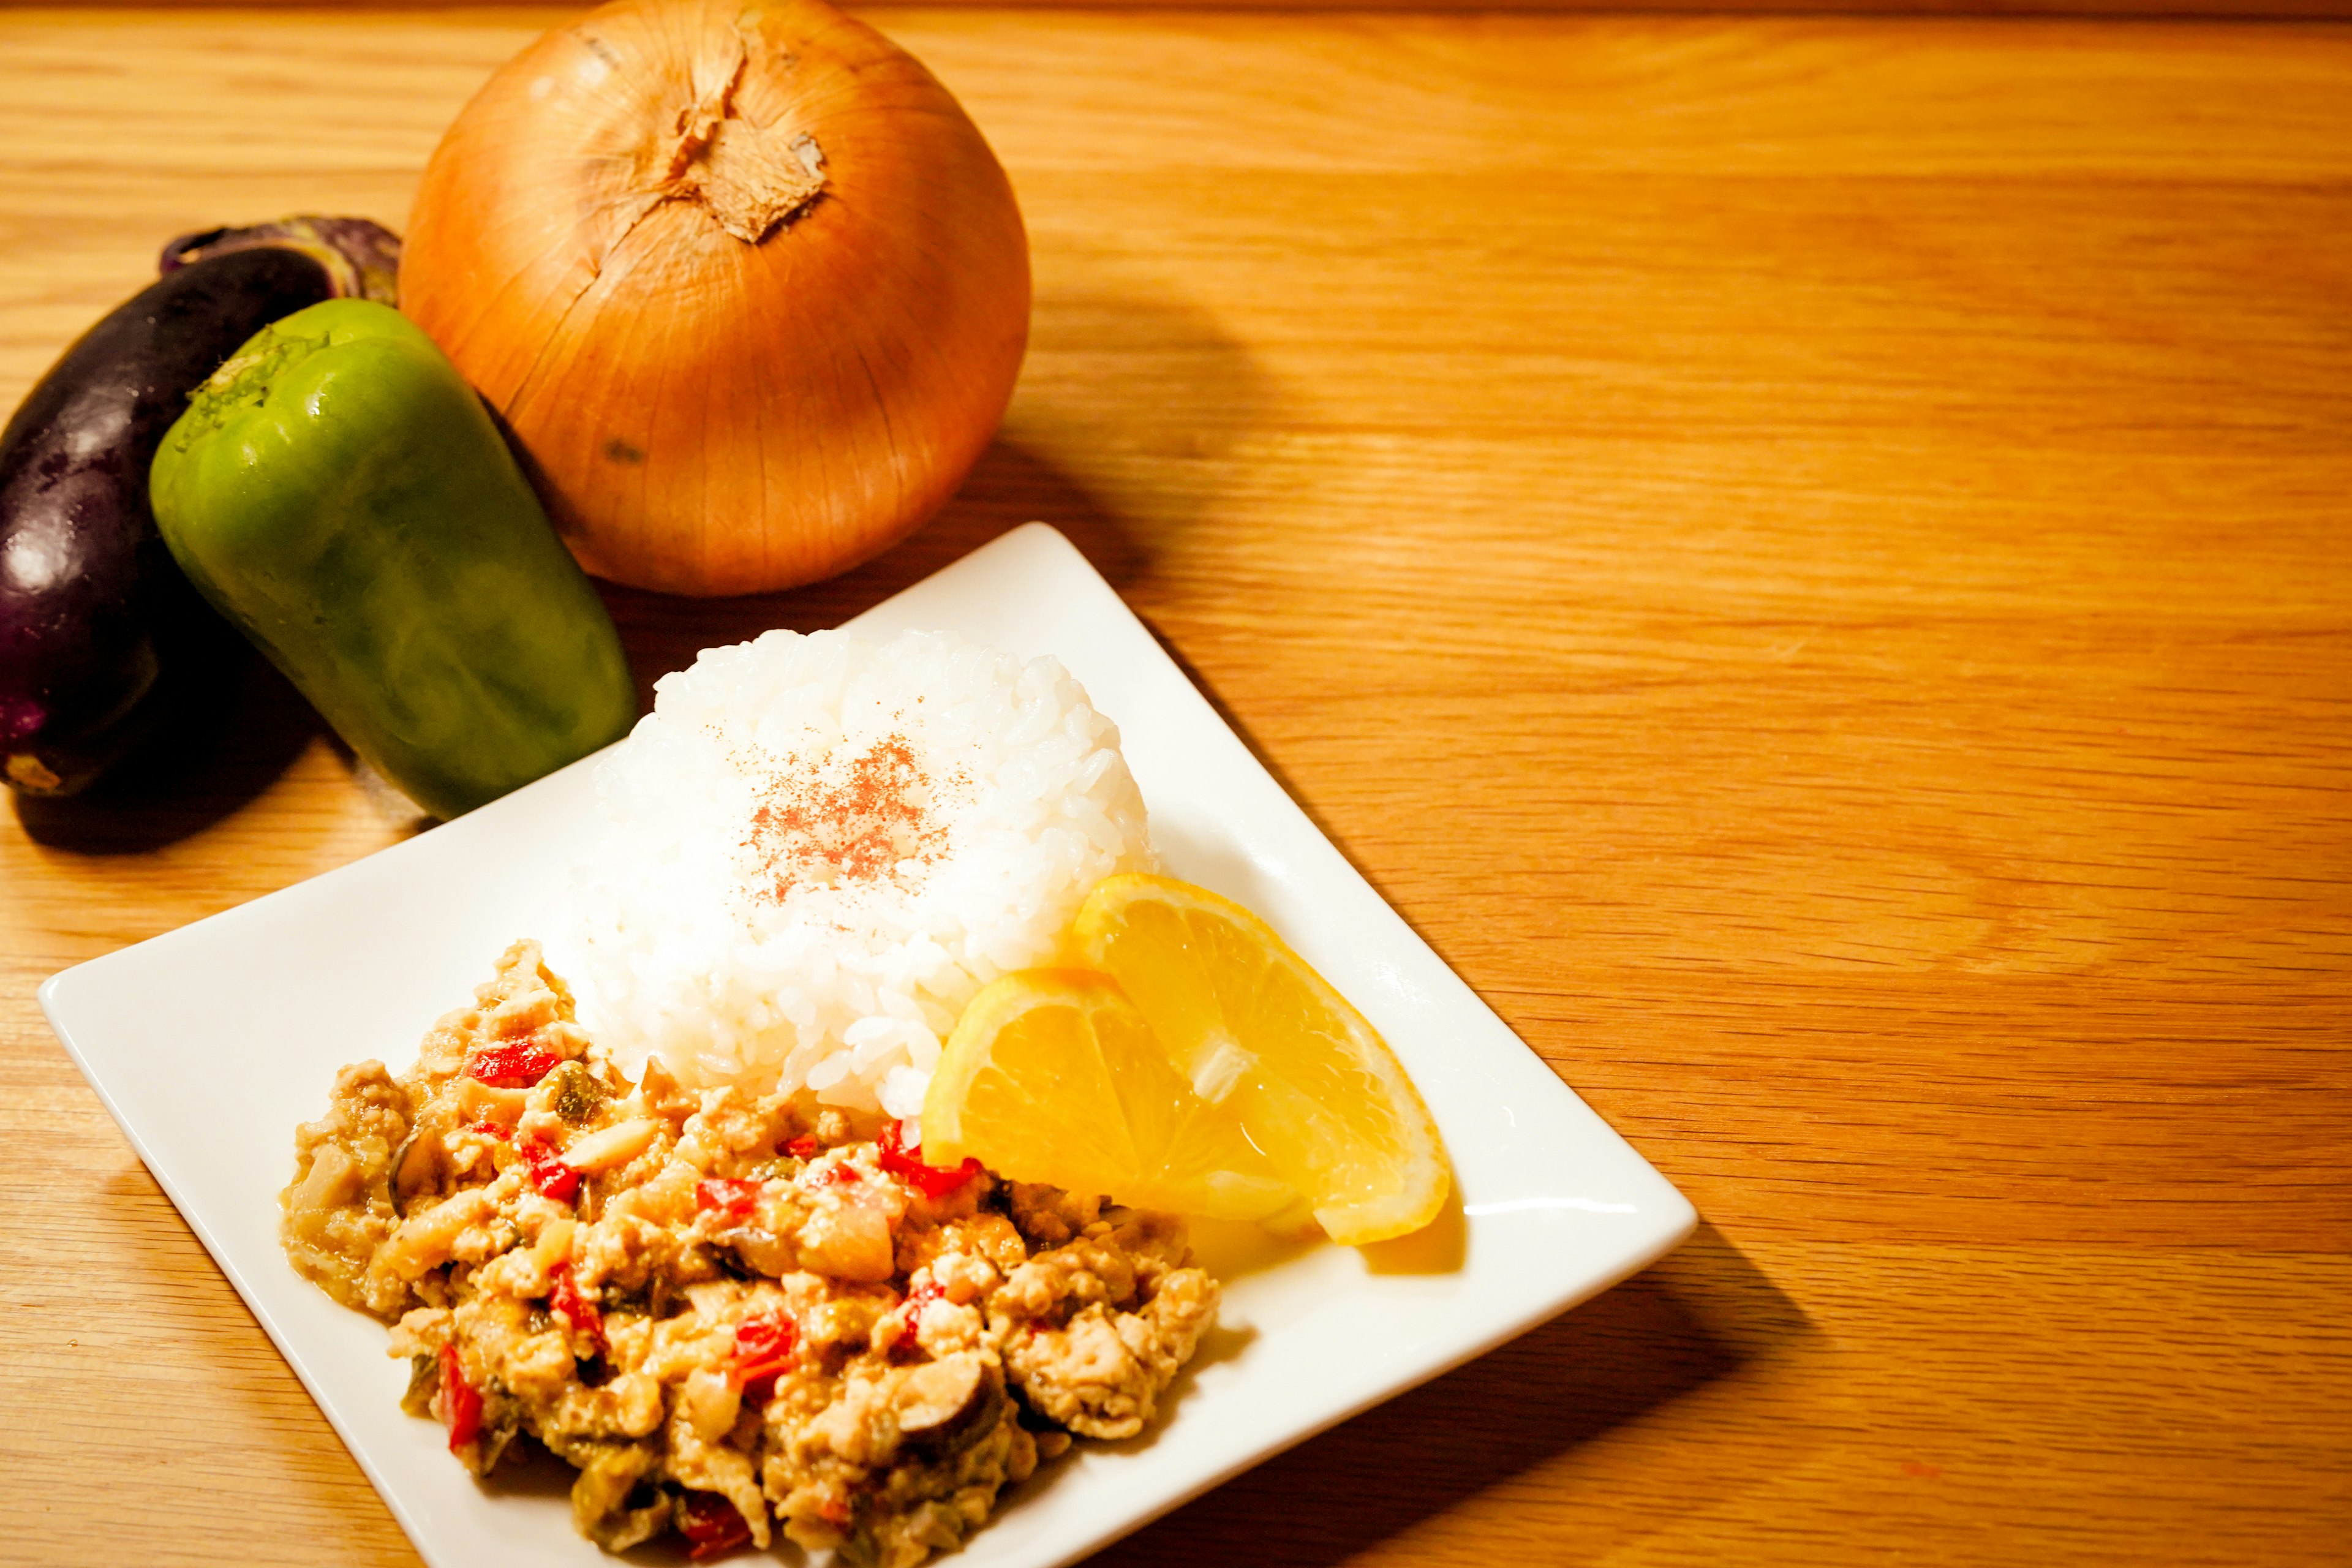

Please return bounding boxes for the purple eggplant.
[161,216,401,303]
[0,217,399,796]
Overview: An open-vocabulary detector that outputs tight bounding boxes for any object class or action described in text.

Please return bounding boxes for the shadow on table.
[1088,1219,1815,1568]
[12,646,322,855]
[595,435,1140,710]
[599,277,1274,702]
[13,282,1272,849]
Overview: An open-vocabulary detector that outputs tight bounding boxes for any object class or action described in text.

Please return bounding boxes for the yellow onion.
[401,0,1028,595]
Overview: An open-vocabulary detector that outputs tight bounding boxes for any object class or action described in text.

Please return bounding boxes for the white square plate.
[42,522,1694,1568]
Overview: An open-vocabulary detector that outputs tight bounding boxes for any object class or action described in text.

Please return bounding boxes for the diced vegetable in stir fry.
[282,943,1218,1566]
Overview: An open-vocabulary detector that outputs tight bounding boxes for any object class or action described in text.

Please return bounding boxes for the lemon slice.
[1074,875,1449,1245]
[921,969,1299,1222]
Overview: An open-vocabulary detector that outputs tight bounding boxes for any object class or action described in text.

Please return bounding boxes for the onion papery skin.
[401,0,1029,596]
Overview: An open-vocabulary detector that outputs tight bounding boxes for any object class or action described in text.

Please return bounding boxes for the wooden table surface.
[3,6,2346,1565]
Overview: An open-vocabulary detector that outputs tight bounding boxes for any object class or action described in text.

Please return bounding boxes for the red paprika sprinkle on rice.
[745,733,946,901]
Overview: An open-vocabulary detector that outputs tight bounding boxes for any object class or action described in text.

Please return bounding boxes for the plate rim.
[40,521,1696,1568]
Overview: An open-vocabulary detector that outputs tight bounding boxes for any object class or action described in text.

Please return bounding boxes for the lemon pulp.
[1075,875,1449,1246]
[921,969,1297,1222]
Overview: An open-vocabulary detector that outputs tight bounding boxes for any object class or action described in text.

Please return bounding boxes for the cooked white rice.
[568,628,1154,1117]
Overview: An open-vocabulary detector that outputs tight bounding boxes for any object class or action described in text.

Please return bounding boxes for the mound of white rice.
[570,628,1155,1117]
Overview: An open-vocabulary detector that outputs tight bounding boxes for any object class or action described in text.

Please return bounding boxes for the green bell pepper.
[151,300,636,818]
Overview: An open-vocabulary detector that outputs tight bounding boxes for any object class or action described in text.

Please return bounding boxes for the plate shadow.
[1086,1219,1813,1568]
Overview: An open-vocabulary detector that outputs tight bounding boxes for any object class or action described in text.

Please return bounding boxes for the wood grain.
[2,7,2346,1566]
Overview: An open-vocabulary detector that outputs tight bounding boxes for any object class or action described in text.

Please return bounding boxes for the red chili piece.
[439,1342,481,1452]
[677,1491,755,1561]
[519,1136,579,1202]
[467,1040,560,1087]
[785,1134,820,1159]
[548,1264,606,1357]
[696,1177,760,1219]
[877,1120,982,1199]
[733,1313,799,1402]
[891,1281,948,1359]
[468,1119,511,1141]
[825,1161,864,1186]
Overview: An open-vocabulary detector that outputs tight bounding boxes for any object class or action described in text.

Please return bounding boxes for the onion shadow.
[593,437,1131,714]
[595,278,1274,702]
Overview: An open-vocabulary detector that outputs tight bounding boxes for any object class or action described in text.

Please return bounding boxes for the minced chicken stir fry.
[281,942,1219,1565]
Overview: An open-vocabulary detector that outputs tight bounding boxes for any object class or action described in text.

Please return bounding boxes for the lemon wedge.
[921,969,1299,1222]
[1073,874,1450,1245]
